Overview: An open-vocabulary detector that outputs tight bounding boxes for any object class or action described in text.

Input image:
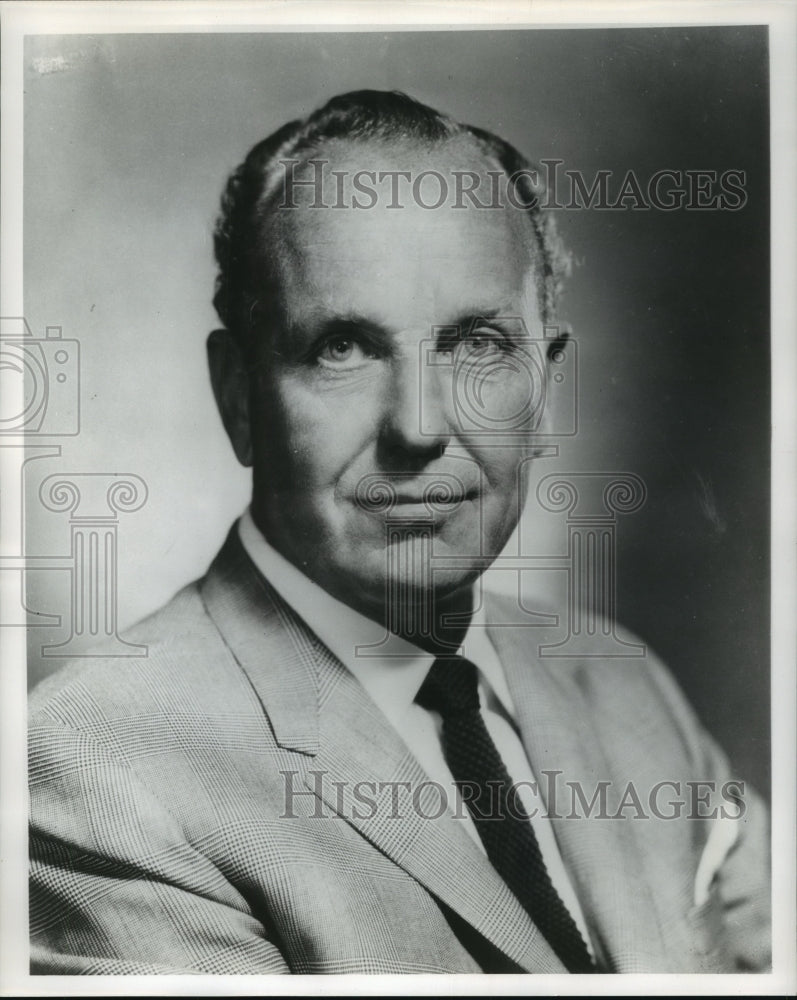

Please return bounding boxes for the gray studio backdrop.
[22,27,770,796]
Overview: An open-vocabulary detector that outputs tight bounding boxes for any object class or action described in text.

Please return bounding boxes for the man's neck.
[389,587,474,656]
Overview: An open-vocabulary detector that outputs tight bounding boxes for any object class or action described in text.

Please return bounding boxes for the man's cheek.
[282,381,375,441]
[261,393,337,474]
[455,365,542,435]
[464,444,526,487]
[476,455,526,531]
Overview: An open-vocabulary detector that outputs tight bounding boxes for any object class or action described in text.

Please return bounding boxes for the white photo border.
[1,1,794,995]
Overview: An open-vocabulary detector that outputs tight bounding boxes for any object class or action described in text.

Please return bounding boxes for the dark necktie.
[416,655,596,974]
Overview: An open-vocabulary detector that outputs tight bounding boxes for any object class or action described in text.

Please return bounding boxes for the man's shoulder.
[484,588,715,766]
[487,587,677,686]
[28,576,237,729]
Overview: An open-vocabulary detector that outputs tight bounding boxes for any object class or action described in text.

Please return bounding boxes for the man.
[28,90,770,975]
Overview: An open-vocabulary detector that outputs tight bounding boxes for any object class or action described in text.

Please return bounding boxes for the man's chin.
[334,565,477,624]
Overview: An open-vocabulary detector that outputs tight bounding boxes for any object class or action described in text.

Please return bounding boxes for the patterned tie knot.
[416,655,480,718]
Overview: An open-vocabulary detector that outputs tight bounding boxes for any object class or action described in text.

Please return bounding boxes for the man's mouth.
[352,475,480,517]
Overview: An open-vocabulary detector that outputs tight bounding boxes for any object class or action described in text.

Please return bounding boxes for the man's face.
[238,139,546,620]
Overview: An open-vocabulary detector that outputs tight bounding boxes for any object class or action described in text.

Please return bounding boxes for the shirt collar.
[237,508,515,729]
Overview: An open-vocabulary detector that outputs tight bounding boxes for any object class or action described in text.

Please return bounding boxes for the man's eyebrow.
[311,314,391,340]
[442,311,527,335]
[283,309,527,346]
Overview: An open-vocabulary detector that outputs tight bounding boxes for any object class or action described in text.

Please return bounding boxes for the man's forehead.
[261,135,538,323]
[266,132,528,238]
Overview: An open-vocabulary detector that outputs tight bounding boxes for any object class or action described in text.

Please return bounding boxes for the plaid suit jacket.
[28,526,770,974]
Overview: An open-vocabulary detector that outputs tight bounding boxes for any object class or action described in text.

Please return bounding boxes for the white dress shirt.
[238,508,593,953]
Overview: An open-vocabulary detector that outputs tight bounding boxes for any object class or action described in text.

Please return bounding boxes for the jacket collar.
[200,524,322,754]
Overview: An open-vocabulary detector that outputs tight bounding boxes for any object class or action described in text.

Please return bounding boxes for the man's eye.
[435,330,508,358]
[458,331,507,359]
[317,338,376,366]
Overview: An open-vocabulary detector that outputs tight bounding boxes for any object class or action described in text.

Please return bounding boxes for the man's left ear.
[535,363,553,444]
[207,328,253,468]
[535,326,571,448]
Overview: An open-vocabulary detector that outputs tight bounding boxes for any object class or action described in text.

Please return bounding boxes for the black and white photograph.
[1,0,794,993]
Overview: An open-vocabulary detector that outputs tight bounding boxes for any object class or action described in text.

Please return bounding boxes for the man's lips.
[351,473,480,515]
[352,491,480,518]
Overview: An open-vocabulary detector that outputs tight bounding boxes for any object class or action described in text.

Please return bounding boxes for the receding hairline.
[257,130,507,209]
[251,132,549,323]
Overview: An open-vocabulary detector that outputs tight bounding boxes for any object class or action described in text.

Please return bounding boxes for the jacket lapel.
[487,602,669,972]
[199,527,565,973]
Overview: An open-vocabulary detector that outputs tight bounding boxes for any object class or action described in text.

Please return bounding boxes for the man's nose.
[379,352,451,461]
